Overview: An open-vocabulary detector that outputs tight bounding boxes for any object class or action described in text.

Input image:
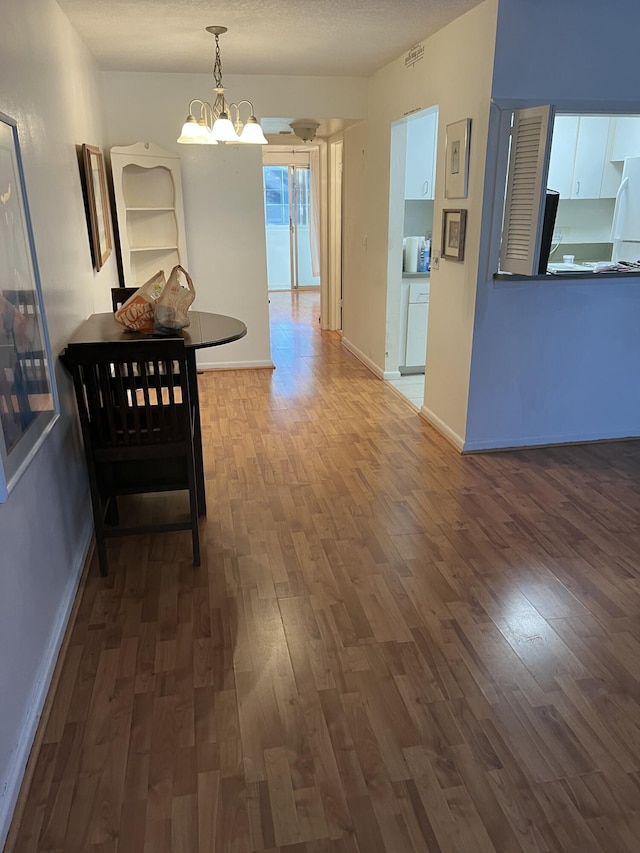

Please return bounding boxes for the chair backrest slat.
[111,287,138,312]
[65,338,189,451]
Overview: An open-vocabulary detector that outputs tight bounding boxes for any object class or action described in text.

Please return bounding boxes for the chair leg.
[95,534,109,578]
[90,493,109,576]
[84,462,109,576]
[105,494,119,526]
[191,519,201,568]
[186,450,200,567]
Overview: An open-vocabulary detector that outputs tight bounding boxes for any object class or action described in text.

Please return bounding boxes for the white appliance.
[402,281,429,372]
[611,155,640,262]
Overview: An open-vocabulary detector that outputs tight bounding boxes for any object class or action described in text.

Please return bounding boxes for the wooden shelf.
[110,142,188,289]
[130,245,179,253]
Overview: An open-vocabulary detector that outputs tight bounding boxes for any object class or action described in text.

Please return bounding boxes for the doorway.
[263,162,320,291]
[385,106,439,411]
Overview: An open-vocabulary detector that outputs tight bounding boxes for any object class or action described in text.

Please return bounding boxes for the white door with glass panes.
[263,164,319,290]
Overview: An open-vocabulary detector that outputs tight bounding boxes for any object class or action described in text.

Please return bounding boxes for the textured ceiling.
[57,0,483,77]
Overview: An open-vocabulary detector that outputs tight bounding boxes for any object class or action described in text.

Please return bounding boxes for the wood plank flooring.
[8,290,640,852]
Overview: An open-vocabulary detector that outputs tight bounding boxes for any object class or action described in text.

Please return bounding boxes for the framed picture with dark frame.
[442,208,467,262]
[0,112,59,501]
[81,143,112,270]
[444,118,471,199]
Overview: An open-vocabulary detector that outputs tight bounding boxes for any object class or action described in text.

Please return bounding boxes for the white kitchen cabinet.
[400,280,429,370]
[404,110,438,200]
[610,117,640,162]
[547,116,579,198]
[547,116,611,199]
[110,142,188,288]
[572,117,610,198]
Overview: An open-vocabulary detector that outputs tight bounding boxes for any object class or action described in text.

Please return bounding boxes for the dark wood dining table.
[62,310,247,515]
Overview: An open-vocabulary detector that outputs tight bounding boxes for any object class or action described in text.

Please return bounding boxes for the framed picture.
[442,209,467,262]
[444,118,471,199]
[81,144,112,270]
[0,112,59,501]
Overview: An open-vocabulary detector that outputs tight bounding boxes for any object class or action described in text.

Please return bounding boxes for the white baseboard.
[0,514,93,850]
[462,428,640,453]
[419,405,465,451]
[196,359,275,371]
[383,370,401,380]
[341,337,384,379]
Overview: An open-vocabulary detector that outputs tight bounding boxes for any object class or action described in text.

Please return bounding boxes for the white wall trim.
[462,428,640,453]
[196,359,275,371]
[419,405,465,451]
[383,370,402,380]
[0,514,93,850]
[341,337,384,379]
[327,137,343,331]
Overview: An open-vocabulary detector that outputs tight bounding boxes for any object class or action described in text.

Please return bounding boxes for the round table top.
[65,310,247,351]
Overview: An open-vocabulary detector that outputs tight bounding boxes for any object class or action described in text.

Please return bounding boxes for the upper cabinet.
[571,117,611,198]
[547,116,612,199]
[110,142,188,289]
[609,117,640,162]
[547,116,579,198]
[405,111,438,200]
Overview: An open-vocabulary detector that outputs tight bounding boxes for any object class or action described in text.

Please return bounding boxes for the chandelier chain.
[213,34,223,90]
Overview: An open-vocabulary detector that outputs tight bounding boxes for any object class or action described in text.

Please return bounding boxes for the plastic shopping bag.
[153,265,196,334]
[114,271,166,332]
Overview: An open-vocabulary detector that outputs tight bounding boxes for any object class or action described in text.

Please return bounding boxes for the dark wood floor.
[8,290,640,852]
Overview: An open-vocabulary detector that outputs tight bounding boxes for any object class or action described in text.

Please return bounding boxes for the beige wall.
[0,0,119,844]
[342,121,369,353]
[341,0,499,447]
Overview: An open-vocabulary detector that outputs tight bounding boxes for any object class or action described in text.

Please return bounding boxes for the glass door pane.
[262,164,320,290]
[263,165,291,290]
[293,167,320,288]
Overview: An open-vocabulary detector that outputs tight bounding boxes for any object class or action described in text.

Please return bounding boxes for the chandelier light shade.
[177,26,268,146]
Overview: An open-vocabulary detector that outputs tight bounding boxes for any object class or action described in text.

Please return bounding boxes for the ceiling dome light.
[289,119,321,143]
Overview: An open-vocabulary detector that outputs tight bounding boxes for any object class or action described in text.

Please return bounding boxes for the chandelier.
[177,26,268,146]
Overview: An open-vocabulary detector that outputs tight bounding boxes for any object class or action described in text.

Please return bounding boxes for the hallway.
[8,290,640,852]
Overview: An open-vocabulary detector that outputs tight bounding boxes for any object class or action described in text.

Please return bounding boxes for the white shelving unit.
[110,142,188,288]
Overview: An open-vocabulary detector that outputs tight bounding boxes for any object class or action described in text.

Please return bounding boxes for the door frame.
[327,137,343,330]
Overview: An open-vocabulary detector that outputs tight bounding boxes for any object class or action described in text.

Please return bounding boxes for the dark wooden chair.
[110,285,182,385]
[111,287,138,312]
[64,337,200,576]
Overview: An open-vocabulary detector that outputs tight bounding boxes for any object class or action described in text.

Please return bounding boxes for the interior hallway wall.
[466,0,640,449]
[340,0,499,447]
[0,0,120,844]
[101,72,367,369]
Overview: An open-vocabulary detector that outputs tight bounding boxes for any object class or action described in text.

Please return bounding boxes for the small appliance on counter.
[403,236,421,272]
[418,236,431,272]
